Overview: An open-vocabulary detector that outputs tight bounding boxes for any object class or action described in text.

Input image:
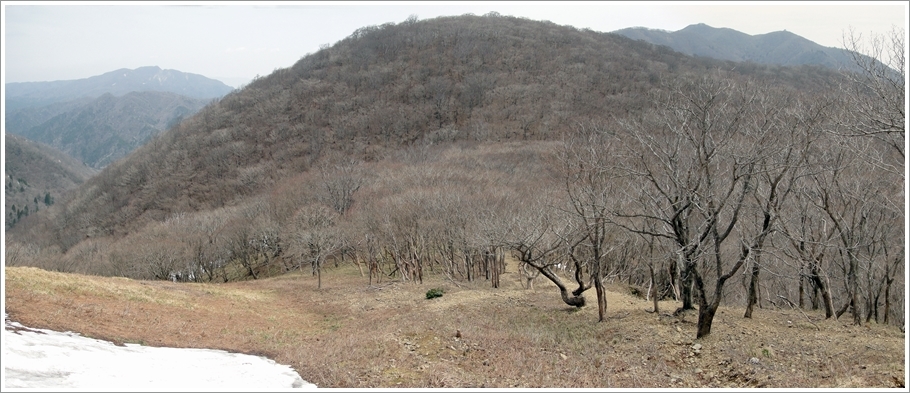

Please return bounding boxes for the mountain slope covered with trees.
[11,14,843,242]
[7,91,210,169]
[4,134,97,229]
[7,14,903,341]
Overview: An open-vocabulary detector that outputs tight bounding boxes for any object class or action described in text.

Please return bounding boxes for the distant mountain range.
[5,66,234,111]
[7,91,210,169]
[612,23,862,71]
[4,67,225,228]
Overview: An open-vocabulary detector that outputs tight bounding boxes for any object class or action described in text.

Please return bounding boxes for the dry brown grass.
[4,260,906,388]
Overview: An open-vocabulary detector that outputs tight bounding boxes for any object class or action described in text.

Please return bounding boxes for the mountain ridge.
[5,66,233,111]
[611,23,863,71]
[9,13,848,249]
[7,90,210,169]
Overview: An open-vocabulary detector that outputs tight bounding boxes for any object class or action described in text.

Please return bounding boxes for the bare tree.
[617,73,781,337]
[742,89,828,318]
[318,156,365,214]
[777,187,837,319]
[188,210,231,282]
[4,236,36,267]
[839,26,905,167]
[504,192,588,308]
[132,234,186,281]
[809,142,896,326]
[290,203,341,289]
[835,27,905,327]
[559,121,633,321]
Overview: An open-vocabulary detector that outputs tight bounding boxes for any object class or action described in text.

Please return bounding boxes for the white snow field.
[3,314,316,391]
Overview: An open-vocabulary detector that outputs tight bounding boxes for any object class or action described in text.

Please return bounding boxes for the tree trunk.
[872,295,880,323]
[668,260,680,301]
[490,247,502,289]
[744,261,760,318]
[849,261,862,326]
[464,254,472,282]
[677,262,695,312]
[538,266,586,307]
[884,275,893,324]
[696,303,719,339]
[648,263,659,313]
[317,259,322,289]
[246,257,259,280]
[811,285,820,310]
[595,277,607,322]
[557,286,586,307]
[694,270,719,339]
[810,267,834,319]
[354,254,364,277]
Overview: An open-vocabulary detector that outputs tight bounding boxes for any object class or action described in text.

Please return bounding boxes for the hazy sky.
[2,1,907,87]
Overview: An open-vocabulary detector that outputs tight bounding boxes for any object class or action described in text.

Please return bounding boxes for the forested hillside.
[7,13,903,336]
[4,96,96,137]
[4,134,97,229]
[11,14,843,243]
[7,91,210,169]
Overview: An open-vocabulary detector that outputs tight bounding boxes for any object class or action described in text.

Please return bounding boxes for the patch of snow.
[3,314,316,390]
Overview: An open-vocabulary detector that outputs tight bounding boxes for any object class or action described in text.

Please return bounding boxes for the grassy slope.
[4,263,905,388]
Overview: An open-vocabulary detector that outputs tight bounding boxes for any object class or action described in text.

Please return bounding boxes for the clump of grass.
[425,288,444,299]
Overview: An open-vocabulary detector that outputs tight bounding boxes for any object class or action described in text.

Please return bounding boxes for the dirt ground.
[4,261,906,388]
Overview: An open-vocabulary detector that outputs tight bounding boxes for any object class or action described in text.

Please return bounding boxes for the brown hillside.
[9,13,846,251]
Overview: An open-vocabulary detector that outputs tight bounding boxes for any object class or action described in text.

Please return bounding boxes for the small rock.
[692,343,703,351]
[749,357,760,364]
[559,353,568,360]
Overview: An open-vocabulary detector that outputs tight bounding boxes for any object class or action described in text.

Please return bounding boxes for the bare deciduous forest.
[4,14,905,388]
